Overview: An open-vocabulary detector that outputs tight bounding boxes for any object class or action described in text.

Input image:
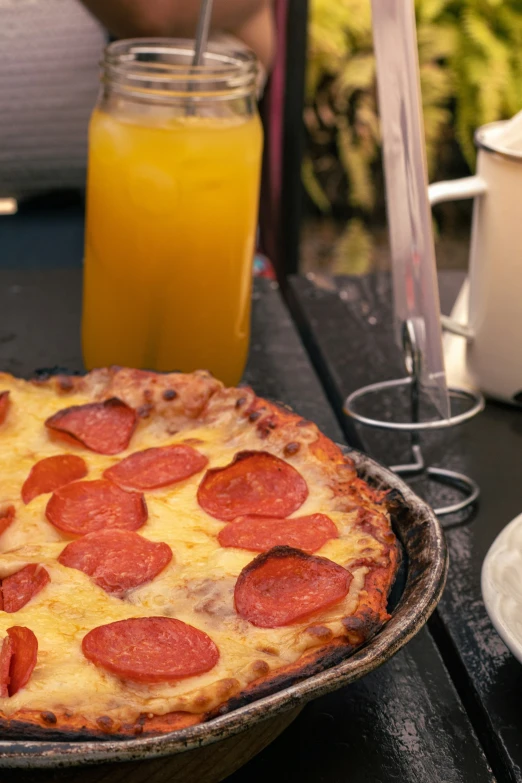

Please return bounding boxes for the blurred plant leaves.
[304,0,522,273]
[332,218,373,275]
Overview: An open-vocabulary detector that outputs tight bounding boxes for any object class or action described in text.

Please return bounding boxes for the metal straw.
[370,0,450,419]
[193,0,214,66]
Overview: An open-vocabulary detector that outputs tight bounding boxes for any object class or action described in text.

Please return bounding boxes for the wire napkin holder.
[344,318,484,517]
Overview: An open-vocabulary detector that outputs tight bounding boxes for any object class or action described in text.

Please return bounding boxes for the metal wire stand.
[344,320,485,516]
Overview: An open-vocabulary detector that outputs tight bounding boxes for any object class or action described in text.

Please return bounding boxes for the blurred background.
[302,0,522,275]
[2,0,522,278]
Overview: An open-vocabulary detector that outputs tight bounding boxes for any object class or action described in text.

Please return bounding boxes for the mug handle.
[428,175,488,339]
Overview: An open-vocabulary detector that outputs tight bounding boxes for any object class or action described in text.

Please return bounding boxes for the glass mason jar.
[82,39,263,386]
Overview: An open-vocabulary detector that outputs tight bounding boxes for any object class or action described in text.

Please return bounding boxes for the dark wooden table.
[288,272,522,783]
[1,206,517,782]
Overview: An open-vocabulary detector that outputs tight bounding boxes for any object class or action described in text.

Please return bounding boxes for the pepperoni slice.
[59,530,173,595]
[197,451,308,521]
[45,479,147,536]
[21,454,88,505]
[0,635,12,697]
[218,513,339,554]
[1,564,50,613]
[82,617,219,682]
[45,398,137,455]
[0,505,15,539]
[234,546,352,628]
[0,391,10,426]
[6,626,38,696]
[104,445,208,491]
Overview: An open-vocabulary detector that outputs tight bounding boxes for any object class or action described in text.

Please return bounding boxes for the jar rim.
[103,38,259,102]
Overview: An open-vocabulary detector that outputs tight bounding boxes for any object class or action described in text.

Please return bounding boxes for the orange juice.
[82,108,263,386]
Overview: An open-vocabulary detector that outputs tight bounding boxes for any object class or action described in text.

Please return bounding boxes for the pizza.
[0,367,400,739]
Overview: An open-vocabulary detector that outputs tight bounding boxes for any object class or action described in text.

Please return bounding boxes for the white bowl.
[482,512,522,663]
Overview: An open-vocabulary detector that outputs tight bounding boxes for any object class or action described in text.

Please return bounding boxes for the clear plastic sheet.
[370,0,450,419]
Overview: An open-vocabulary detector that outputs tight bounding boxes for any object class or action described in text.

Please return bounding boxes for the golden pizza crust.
[0,368,399,738]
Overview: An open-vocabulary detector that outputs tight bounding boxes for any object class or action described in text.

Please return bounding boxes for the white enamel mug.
[429,121,522,404]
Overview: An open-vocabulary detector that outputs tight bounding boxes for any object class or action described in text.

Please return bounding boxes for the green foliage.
[304,0,522,273]
[332,218,373,274]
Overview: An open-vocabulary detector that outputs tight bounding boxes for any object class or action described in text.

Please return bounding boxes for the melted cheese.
[0,378,384,724]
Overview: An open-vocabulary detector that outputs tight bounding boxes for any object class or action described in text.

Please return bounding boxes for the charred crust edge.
[207,641,356,721]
